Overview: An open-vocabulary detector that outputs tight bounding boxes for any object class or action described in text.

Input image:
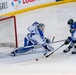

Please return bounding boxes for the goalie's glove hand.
[45,37,50,44]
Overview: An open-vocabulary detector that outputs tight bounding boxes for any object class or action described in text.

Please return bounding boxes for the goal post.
[0,16,18,48]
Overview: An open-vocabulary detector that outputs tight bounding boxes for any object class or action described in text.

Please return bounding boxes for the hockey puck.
[36,59,38,61]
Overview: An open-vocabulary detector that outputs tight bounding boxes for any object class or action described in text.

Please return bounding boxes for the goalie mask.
[37,23,45,32]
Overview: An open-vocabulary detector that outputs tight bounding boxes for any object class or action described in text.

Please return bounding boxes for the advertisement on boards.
[0,0,56,15]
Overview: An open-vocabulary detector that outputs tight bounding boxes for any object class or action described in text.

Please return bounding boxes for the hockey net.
[0,16,18,48]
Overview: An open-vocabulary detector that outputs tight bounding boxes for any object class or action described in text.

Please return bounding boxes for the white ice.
[0,2,76,75]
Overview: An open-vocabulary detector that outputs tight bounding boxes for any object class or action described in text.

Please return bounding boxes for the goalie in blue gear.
[11,22,54,56]
[63,19,76,54]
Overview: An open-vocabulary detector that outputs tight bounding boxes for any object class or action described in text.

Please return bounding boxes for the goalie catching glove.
[45,37,51,44]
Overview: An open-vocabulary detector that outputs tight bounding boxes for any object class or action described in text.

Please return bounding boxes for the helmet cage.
[37,23,45,31]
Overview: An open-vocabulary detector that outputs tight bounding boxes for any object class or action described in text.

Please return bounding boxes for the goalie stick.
[52,36,55,43]
[52,39,65,44]
[46,44,65,58]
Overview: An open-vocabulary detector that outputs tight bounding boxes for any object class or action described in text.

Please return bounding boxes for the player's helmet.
[68,19,74,25]
[37,23,45,31]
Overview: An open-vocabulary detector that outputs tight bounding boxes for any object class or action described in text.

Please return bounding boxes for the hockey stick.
[52,36,55,43]
[46,44,65,58]
[52,39,65,44]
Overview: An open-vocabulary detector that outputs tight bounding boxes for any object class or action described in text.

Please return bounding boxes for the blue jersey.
[70,22,76,29]
[69,22,76,42]
[70,30,76,41]
[68,31,76,43]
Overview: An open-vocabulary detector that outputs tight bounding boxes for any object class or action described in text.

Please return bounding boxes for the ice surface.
[0,2,76,75]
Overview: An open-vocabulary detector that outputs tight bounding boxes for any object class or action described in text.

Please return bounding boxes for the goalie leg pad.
[15,46,34,53]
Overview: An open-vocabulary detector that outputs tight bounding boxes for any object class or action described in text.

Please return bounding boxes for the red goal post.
[0,16,18,48]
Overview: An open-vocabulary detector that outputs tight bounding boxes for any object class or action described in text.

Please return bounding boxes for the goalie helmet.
[32,21,39,26]
[68,19,74,25]
[37,23,45,31]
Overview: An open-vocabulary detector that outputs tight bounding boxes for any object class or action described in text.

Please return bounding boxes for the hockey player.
[11,22,54,56]
[63,19,76,54]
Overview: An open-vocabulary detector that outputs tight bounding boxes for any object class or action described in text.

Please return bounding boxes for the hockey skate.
[71,45,76,54]
[63,48,70,53]
[71,50,76,54]
[10,51,16,56]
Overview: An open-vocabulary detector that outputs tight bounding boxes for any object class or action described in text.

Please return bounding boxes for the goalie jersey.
[24,22,46,46]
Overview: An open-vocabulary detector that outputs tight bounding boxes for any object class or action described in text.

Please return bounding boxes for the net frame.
[0,16,18,48]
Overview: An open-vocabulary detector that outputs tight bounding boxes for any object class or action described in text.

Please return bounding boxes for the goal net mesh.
[0,16,18,48]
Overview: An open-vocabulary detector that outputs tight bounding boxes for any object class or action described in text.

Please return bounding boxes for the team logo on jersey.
[11,0,21,8]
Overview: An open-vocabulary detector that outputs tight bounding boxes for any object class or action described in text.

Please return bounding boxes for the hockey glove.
[64,37,71,45]
[64,41,69,45]
[45,38,50,44]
